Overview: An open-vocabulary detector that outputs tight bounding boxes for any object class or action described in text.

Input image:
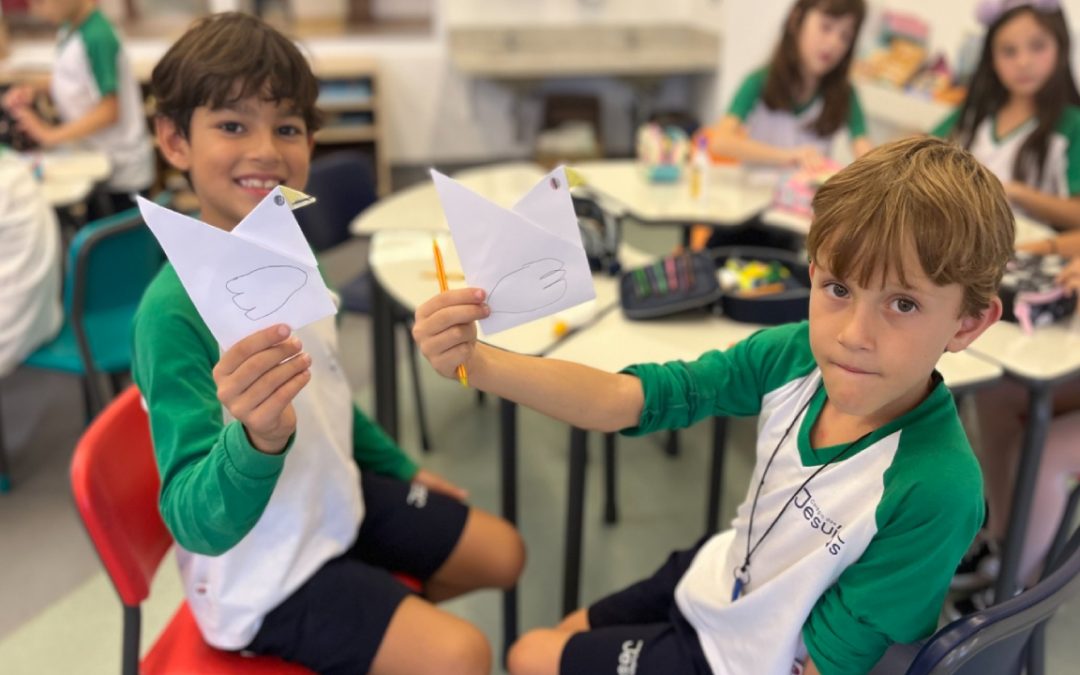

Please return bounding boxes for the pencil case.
[999,252,1077,334]
[620,252,721,320]
[710,247,811,325]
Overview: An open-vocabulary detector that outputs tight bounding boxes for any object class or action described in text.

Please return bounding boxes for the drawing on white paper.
[226,265,308,320]
[487,258,567,313]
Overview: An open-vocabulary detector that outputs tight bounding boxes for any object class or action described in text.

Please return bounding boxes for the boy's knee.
[491,527,527,589]
[507,629,563,675]
[432,622,492,675]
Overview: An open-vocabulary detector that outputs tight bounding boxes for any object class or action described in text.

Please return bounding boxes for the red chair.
[70,385,313,674]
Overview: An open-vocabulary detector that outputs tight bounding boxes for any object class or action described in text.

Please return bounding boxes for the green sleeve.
[727,68,768,121]
[352,405,419,481]
[621,321,817,436]
[802,431,984,674]
[1058,107,1080,195]
[79,13,120,97]
[930,109,961,139]
[132,269,291,556]
[847,87,867,138]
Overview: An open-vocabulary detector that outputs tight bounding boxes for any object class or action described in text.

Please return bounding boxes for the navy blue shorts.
[243,472,469,674]
[561,539,712,675]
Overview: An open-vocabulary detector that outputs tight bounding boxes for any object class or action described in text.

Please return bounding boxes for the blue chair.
[870,512,1080,675]
[297,152,431,451]
[0,197,167,492]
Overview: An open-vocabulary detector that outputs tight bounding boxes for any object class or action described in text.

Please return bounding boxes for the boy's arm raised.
[413,288,644,433]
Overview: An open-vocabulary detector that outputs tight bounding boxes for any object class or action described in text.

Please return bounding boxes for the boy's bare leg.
[556,608,589,632]
[370,596,491,675]
[507,628,577,675]
[425,508,526,602]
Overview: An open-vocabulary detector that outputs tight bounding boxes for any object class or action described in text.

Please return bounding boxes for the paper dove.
[136,187,337,349]
[431,166,596,335]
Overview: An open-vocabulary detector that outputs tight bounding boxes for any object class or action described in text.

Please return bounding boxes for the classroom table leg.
[371,278,399,440]
[564,427,588,617]
[706,417,728,535]
[499,398,519,661]
[603,432,617,524]
[993,383,1054,602]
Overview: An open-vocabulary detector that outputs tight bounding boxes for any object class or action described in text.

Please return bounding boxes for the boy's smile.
[156,94,313,232]
[808,242,1000,432]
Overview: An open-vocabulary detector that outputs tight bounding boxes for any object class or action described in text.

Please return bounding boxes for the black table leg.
[994,383,1053,602]
[564,427,588,617]
[499,398,519,662]
[371,277,398,440]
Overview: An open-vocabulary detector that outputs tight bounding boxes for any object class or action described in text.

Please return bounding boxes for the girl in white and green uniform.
[933,1,1080,230]
[711,0,873,170]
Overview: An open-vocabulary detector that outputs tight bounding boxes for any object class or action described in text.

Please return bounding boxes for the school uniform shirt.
[50,9,154,193]
[0,154,61,376]
[622,321,983,675]
[132,264,418,649]
[933,106,1080,199]
[727,67,867,160]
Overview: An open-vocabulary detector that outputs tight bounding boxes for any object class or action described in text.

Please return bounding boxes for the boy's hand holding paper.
[136,186,336,349]
[431,166,596,335]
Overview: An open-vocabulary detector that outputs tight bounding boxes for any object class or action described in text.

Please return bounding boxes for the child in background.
[933,0,1080,230]
[0,151,61,376]
[134,13,523,674]
[414,137,1012,675]
[2,0,154,218]
[709,0,873,171]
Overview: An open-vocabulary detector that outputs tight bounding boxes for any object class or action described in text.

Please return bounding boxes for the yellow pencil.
[432,240,469,387]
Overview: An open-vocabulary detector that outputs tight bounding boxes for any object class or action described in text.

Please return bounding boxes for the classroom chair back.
[872,522,1080,675]
[70,385,313,675]
[24,196,169,418]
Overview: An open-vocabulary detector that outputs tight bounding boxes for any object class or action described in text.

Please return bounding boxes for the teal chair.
[0,196,168,492]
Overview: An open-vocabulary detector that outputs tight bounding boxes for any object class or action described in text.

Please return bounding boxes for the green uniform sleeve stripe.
[352,405,419,481]
[79,11,120,96]
[133,266,285,556]
[620,321,816,436]
[930,109,960,139]
[847,88,866,138]
[803,416,984,674]
[728,68,767,120]
[1058,107,1080,195]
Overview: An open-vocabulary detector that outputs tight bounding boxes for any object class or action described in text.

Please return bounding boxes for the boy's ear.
[155,116,192,172]
[945,296,1003,353]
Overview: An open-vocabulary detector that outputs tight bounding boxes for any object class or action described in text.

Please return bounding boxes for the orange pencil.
[432,240,469,387]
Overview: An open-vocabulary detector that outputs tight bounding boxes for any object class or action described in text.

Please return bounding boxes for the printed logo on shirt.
[617,639,644,675]
[793,488,846,555]
[406,483,429,509]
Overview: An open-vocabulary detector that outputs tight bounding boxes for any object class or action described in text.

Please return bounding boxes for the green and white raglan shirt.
[728,68,867,160]
[132,263,418,650]
[622,321,984,675]
[51,9,153,193]
[932,106,1080,200]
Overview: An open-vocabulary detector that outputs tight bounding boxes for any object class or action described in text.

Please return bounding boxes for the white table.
[18,149,111,209]
[967,315,1080,602]
[575,159,775,228]
[545,309,1005,613]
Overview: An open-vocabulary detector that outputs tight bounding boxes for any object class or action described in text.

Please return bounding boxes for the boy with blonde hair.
[413,136,1015,675]
[134,13,523,675]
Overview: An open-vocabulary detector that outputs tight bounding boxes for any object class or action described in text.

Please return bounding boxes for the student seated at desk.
[0,151,61,376]
[414,137,1013,675]
[932,0,1080,231]
[133,14,523,675]
[708,0,872,172]
[1,0,153,219]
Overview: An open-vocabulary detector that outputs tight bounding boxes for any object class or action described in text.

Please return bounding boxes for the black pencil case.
[620,252,721,320]
[710,247,811,325]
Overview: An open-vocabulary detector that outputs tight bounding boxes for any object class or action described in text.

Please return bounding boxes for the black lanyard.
[732,395,872,601]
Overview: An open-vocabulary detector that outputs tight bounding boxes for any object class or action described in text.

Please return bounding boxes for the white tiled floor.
[1,214,1077,674]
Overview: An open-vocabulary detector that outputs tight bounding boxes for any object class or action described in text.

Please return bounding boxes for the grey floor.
[1,192,1078,674]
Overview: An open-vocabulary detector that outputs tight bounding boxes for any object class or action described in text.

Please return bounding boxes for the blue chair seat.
[25,306,139,374]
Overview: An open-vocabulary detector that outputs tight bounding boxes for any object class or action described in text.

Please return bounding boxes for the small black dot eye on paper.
[550,177,560,190]
[274,195,285,206]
